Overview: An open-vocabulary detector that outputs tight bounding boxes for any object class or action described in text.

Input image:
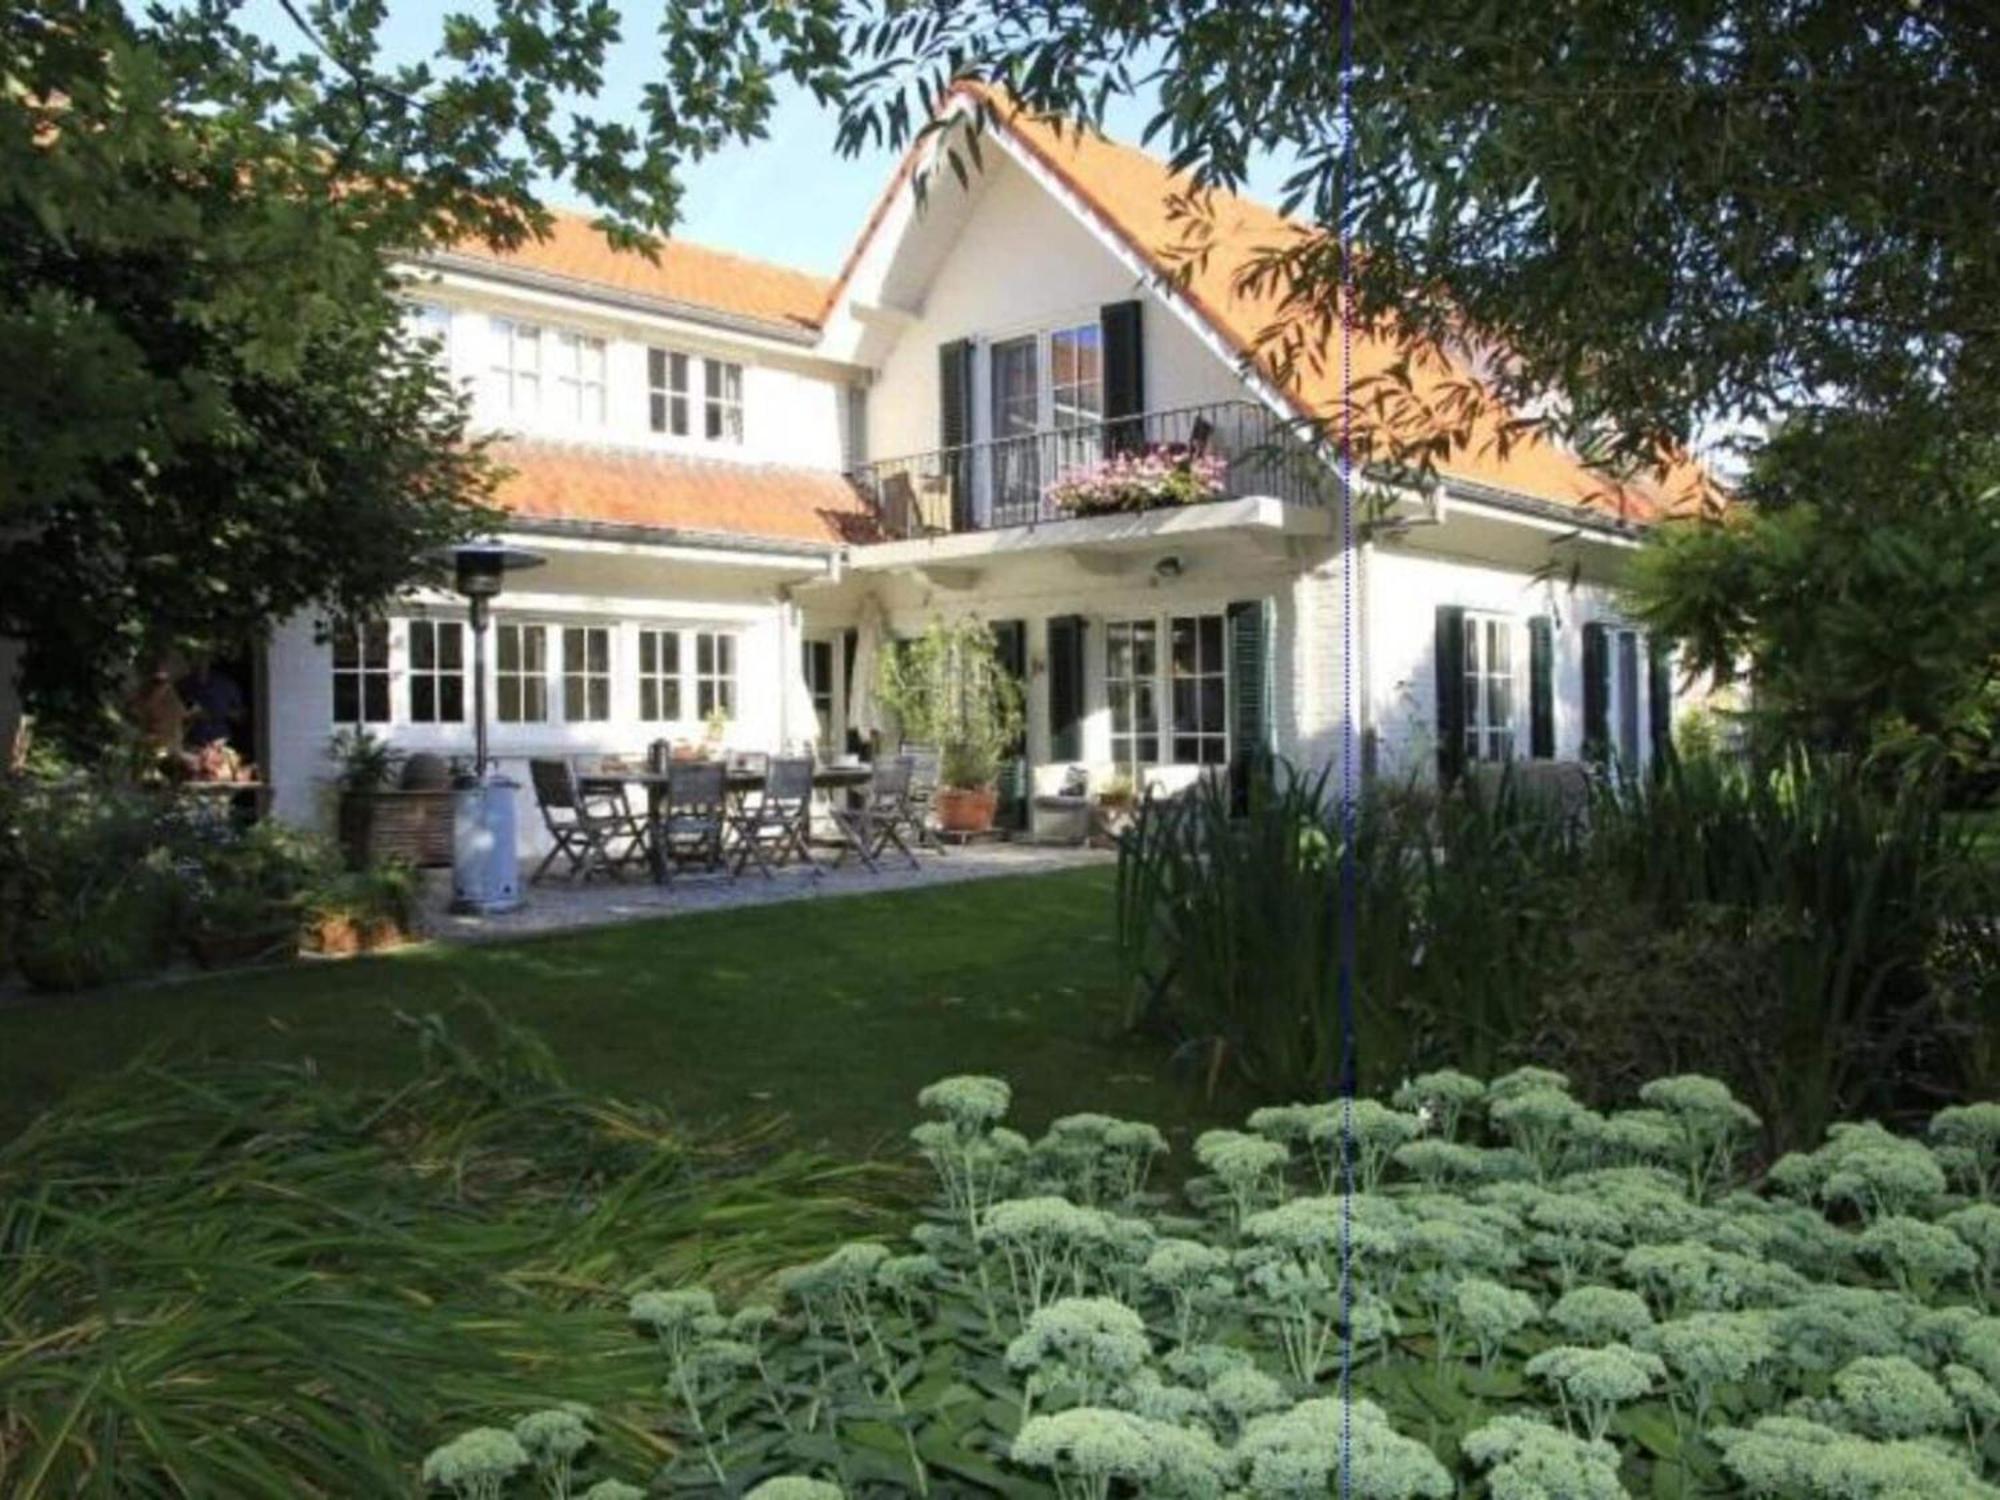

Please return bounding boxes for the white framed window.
[693,631,736,719]
[637,628,682,722]
[703,358,743,443]
[1106,619,1160,771]
[551,330,607,425]
[648,349,743,443]
[1049,322,1104,431]
[1169,614,1229,766]
[1463,612,1517,763]
[407,619,466,724]
[331,619,391,725]
[487,317,543,417]
[496,623,548,724]
[648,349,691,436]
[1108,612,1231,770]
[561,626,611,722]
[401,301,452,363]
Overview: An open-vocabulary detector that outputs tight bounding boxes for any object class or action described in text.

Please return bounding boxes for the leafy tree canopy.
[836,2,2000,496]
[1626,412,2000,775]
[0,0,849,749]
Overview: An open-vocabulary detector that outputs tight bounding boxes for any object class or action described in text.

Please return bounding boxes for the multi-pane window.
[1168,614,1229,765]
[496,623,548,724]
[488,317,543,416]
[648,349,690,436]
[649,350,744,442]
[637,628,682,722]
[402,302,452,362]
[1050,323,1104,430]
[693,631,736,719]
[1462,613,1516,763]
[703,359,743,442]
[551,330,607,425]
[1106,619,1160,770]
[331,619,391,725]
[408,620,466,724]
[803,639,834,742]
[562,626,611,722]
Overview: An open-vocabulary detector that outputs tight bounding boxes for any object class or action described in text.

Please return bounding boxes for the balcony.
[849,400,1336,543]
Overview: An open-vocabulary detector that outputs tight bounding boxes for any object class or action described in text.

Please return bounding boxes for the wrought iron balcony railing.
[850,400,1336,542]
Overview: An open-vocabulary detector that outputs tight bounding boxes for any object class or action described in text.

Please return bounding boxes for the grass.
[0,867,1240,1155]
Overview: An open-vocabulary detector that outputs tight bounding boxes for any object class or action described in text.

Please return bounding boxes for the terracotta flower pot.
[935,785,998,834]
[304,915,361,956]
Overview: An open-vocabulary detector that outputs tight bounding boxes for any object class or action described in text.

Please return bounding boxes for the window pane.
[439,625,462,669]
[499,627,520,673]
[333,675,358,723]
[412,677,435,721]
[589,678,609,720]
[363,675,389,723]
[639,633,656,674]
[440,677,463,722]
[640,680,658,721]
[697,634,714,674]
[411,622,435,670]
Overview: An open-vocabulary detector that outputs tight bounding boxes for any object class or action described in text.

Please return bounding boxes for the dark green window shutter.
[1226,598,1273,811]
[938,339,976,529]
[1434,604,1467,785]
[1528,616,1556,760]
[1047,614,1088,762]
[840,626,861,755]
[1648,637,1674,763]
[1101,300,1146,455]
[1581,622,1610,761]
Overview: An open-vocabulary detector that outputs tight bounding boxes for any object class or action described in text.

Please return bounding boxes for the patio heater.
[442,541,544,915]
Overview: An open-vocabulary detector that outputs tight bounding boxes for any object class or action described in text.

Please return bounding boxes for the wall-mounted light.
[1153,554,1184,583]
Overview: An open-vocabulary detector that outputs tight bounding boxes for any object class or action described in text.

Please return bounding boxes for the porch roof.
[491,440,879,549]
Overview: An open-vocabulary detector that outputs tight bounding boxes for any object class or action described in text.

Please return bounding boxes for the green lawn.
[0,867,1242,1155]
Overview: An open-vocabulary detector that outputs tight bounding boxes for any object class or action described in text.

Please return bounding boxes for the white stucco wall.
[862,156,1254,466]
[1365,534,1658,780]
[264,541,827,854]
[401,272,860,472]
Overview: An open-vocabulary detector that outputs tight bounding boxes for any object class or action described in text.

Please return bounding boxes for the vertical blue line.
[1337,0,1358,1493]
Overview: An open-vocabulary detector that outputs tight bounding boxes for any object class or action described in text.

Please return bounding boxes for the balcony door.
[988,335,1041,524]
[982,321,1104,525]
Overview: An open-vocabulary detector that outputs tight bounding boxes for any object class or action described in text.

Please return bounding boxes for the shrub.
[1117,751,2000,1150]
[423,1068,2000,1496]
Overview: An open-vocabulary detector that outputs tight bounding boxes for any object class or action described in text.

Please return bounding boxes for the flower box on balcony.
[1045,447,1228,517]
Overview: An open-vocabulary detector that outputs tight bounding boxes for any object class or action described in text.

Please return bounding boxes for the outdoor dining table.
[578,762,876,883]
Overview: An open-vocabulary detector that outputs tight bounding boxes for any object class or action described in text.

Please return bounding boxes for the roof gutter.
[1439,475,1647,541]
[502,513,841,560]
[409,251,824,348]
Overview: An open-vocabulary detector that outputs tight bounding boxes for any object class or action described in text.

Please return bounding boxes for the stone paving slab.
[423,842,1114,945]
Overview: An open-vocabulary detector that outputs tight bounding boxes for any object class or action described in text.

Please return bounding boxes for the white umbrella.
[784,613,822,752]
[847,594,887,746]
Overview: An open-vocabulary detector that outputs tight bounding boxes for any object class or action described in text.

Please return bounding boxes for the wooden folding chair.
[896,744,945,853]
[529,758,646,884]
[656,760,728,879]
[828,759,920,872]
[729,756,819,879]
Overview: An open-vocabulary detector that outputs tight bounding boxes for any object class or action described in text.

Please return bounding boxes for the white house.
[251,92,1700,845]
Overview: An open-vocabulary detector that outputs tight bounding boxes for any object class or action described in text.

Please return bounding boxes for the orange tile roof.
[490,441,875,547]
[894,88,1715,522]
[444,208,831,333]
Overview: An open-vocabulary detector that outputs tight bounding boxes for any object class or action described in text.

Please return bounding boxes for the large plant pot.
[936,785,998,835]
[338,790,455,869]
[188,922,297,970]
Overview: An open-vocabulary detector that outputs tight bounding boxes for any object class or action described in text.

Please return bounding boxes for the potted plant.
[877,615,1025,835]
[1045,447,1229,517]
[300,861,420,956]
[185,884,298,969]
[702,706,731,758]
[331,728,404,867]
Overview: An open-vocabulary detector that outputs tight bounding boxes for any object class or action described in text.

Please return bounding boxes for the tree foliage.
[1626,414,2000,774]
[834,2,2000,498]
[0,0,852,749]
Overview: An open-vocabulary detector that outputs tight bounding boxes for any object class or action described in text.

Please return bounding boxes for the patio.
[425,838,1112,943]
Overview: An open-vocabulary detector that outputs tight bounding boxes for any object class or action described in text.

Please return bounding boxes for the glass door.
[989,336,1040,524]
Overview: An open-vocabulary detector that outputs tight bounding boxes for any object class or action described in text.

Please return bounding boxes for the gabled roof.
[491,441,874,549]
[438,208,831,335]
[834,88,1709,523]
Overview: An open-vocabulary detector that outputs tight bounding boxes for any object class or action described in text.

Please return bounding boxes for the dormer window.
[649,347,743,444]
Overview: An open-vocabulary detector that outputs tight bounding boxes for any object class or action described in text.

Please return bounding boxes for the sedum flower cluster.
[418,1069,2000,1497]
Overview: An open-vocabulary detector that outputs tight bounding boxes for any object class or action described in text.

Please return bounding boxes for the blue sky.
[226,1,1300,276]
